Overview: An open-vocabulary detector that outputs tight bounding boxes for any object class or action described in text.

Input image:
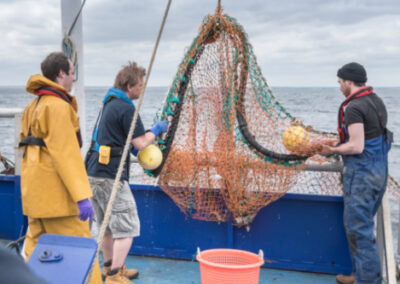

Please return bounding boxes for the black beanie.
[337,62,367,83]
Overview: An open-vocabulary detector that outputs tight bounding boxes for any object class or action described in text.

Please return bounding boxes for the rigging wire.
[67,0,87,36]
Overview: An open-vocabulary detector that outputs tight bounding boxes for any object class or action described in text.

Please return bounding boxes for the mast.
[61,0,86,153]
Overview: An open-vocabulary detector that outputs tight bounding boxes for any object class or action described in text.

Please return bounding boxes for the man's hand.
[320,144,334,156]
[77,199,93,222]
[321,124,364,156]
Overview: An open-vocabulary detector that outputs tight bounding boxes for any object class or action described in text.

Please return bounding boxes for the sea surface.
[1,85,400,258]
[1,86,398,180]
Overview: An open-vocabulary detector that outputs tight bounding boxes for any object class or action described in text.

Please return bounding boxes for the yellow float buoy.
[137,145,163,170]
[282,126,309,152]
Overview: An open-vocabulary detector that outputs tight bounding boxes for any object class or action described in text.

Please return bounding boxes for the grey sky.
[0,0,399,87]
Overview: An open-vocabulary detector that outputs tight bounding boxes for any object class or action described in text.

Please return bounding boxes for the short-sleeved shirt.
[344,93,387,140]
[86,97,146,181]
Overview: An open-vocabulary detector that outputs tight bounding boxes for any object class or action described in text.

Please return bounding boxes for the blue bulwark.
[129,185,352,275]
[0,175,26,240]
[0,175,352,275]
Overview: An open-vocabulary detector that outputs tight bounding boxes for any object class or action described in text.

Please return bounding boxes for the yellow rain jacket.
[20,74,92,218]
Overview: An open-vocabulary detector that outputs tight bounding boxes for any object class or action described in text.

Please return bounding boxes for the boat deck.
[122,254,337,284]
[1,240,337,284]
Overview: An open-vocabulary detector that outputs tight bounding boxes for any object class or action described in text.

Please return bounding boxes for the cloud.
[0,0,399,87]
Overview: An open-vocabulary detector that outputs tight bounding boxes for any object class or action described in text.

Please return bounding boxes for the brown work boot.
[336,274,355,284]
[120,265,139,279]
[103,265,139,280]
[105,269,132,284]
[102,266,110,281]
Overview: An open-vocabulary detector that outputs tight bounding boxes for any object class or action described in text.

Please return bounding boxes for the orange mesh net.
[144,8,400,226]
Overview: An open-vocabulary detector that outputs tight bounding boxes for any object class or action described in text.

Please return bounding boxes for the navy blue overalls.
[339,89,391,283]
[342,135,390,283]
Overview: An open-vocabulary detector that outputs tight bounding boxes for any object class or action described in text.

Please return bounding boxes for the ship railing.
[0,108,23,175]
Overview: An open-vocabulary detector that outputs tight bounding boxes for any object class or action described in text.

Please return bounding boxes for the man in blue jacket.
[85,61,168,284]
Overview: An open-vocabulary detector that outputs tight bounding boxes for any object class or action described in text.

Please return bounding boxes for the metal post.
[377,202,385,275]
[14,112,22,175]
[398,200,400,277]
[61,0,86,154]
[377,192,396,283]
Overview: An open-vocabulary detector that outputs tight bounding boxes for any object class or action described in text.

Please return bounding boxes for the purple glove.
[150,120,169,136]
[77,199,93,222]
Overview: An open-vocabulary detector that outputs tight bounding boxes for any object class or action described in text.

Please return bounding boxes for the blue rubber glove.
[77,199,93,222]
[150,120,169,136]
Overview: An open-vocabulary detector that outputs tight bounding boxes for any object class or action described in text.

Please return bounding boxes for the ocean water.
[1,86,400,258]
[1,86,398,180]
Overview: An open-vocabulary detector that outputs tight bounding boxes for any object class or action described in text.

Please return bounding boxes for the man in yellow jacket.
[19,52,101,284]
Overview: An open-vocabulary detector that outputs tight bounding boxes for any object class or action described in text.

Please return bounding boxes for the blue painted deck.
[122,254,337,283]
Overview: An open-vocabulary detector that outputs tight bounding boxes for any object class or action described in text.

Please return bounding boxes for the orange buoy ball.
[282,126,309,152]
[137,145,163,170]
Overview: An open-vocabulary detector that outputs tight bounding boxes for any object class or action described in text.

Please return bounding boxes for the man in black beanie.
[322,62,392,284]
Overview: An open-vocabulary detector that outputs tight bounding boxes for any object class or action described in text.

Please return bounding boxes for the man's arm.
[131,120,169,150]
[132,132,156,150]
[322,123,364,155]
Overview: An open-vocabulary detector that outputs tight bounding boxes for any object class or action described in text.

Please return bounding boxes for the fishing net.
[145,8,400,226]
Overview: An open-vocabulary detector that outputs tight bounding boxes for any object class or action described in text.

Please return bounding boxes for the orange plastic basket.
[196,248,264,284]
